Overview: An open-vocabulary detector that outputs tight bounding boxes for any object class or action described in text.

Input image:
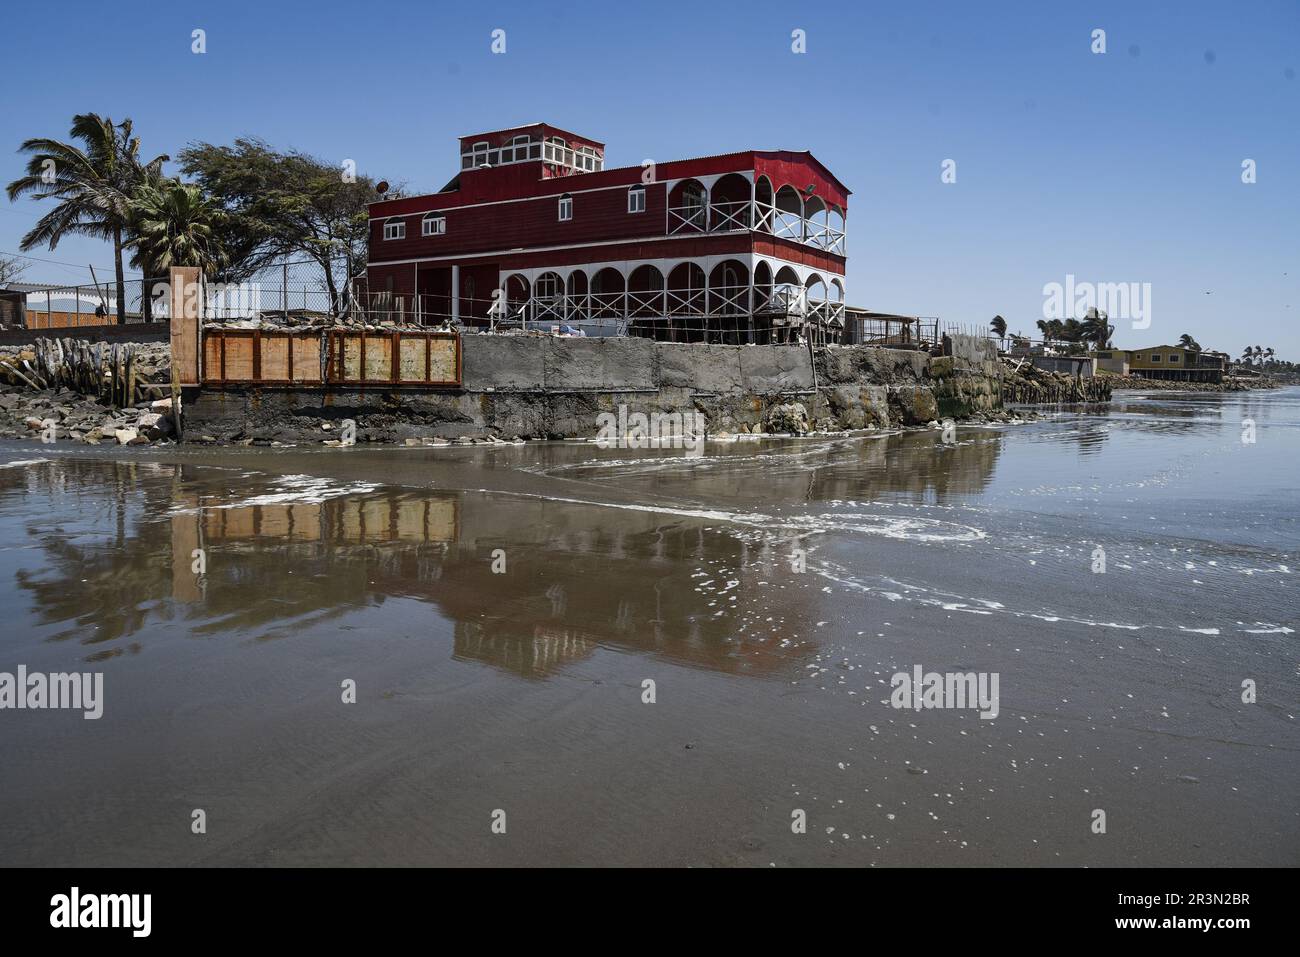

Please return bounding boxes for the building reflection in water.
[4,429,1003,677]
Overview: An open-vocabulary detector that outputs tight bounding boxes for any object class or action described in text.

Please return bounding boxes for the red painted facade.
[364,123,850,335]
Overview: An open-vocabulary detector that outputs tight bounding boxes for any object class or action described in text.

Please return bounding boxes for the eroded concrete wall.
[929,333,1004,418]
[185,338,1000,445]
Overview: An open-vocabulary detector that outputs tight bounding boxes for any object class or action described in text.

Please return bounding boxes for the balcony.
[666,174,846,254]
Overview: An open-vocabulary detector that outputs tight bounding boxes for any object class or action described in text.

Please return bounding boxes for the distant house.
[1093,349,1130,375]
[0,286,24,328]
[0,282,127,329]
[1127,345,1224,383]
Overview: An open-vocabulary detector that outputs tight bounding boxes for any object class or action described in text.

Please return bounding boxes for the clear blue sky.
[2,0,1296,357]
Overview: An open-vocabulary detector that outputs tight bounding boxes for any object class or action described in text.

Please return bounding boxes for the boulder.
[764,402,810,435]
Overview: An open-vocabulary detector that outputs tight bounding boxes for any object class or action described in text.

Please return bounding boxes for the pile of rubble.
[202,316,452,333]
[0,340,171,398]
[1001,361,1112,404]
[0,388,178,445]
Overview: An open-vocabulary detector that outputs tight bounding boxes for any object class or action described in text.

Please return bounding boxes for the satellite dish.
[375,180,390,195]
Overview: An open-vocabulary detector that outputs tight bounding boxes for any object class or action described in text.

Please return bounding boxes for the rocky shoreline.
[1,333,1036,450]
[1106,373,1281,393]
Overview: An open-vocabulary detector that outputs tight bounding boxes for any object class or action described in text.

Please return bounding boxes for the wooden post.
[169,266,201,387]
[171,363,183,440]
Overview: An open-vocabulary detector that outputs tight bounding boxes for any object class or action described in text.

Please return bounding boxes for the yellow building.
[1127,346,1224,382]
[1093,349,1130,375]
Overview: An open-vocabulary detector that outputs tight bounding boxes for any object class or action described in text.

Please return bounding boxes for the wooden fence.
[201,329,461,388]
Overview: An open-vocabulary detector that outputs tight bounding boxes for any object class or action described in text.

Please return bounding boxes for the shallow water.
[0,388,1296,866]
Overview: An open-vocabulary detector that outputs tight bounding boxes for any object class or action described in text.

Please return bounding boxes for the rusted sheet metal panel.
[201,329,460,388]
[326,330,460,386]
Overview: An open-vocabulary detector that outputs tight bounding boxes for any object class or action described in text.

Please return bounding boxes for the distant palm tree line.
[988,308,1114,353]
[987,315,1289,369]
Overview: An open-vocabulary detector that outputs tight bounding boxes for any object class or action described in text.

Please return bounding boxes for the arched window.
[558,193,573,222]
[627,185,646,213]
[383,217,405,240]
[422,213,446,237]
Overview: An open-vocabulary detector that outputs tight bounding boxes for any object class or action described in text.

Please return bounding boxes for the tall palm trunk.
[113,224,127,325]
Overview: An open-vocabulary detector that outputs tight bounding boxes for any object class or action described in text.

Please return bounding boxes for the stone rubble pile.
[0,388,180,445]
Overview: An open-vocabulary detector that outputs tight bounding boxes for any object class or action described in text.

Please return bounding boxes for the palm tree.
[6,114,167,324]
[126,180,227,279]
[1081,307,1113,350]
[990,315,1007,349]
[1036,319,1052,348]
[1178,333,1202,351]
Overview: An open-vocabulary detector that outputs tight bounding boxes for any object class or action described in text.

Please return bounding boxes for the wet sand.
[0,389,1296,866]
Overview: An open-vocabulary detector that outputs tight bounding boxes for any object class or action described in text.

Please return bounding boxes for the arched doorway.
[668,179,708,233]
[774,186,804,241]
[709,260,750,344]
[627,264,667,339]
[710,173,752,232]
[589,268,626,328]
[666,262,706,342]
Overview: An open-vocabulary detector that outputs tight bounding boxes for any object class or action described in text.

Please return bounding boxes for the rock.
[114,428,138,445]
[404,438,421,446]
[764,402,810,435]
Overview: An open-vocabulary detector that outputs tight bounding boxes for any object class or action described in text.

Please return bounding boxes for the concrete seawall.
[184,334,1005,444]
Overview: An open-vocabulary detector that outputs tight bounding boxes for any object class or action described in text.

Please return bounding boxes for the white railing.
[804,220,847,254]
[757,285,806,316]
[666,287,705,318]
[708,283,749,317]
[708,200,752,232]
[668,203,707,233]
[588,291,625,321]
[627,288,665,318]
[773,208,804,241]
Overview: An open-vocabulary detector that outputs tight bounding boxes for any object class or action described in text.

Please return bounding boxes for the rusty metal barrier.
[201,328,461,388]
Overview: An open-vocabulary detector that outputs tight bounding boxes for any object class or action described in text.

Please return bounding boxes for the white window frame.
[422,213,446,237]
[558,194,573,222]
[627,186,646,213]
[383,218,405,241]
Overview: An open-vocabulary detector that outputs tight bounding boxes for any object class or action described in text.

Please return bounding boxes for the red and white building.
[365,123,849,342]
